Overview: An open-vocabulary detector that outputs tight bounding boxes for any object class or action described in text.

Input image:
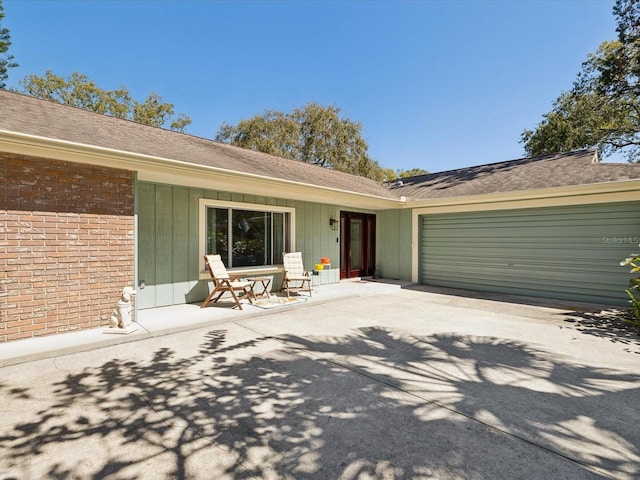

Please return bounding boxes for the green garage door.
[420,202,640,306]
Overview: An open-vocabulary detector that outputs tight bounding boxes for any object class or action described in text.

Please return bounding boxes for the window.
[200,200,294,269]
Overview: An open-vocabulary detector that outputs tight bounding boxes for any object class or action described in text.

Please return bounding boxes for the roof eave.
[406,179,640,213]
[0,130,404,210]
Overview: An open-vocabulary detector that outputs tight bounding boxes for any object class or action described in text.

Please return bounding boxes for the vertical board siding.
[136,183,157,309]
[295,201,341,280]
[137,182,345,309]
[186,189,206,303]
[172,188,190,304]
[398,209,413,280]
[376,209,413,281]
[376,210,397,279]
[420,202,640,306]
[154,185,174,307]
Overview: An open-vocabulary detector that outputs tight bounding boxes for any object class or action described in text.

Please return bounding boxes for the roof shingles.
[388,149,640,200]
[0,90,397,199]
[2,90,639,203]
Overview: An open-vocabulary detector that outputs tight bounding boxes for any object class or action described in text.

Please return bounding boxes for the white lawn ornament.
[104,286,138,334]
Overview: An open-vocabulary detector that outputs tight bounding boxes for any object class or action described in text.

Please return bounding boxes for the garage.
[420,201,640,306]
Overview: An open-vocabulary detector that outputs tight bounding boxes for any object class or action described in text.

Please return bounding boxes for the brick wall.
[0,153,135,342]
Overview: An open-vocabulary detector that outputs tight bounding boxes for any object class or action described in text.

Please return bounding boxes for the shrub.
[620,246,640,334]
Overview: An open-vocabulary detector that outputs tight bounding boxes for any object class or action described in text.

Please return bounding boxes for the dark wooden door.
[340,212,375,279]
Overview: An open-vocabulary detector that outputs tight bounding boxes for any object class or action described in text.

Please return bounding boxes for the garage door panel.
[424,269,625,302]
[421,202,640,305]
[424,256,623,274]
[424,258,625,283]
[422,242,621,266]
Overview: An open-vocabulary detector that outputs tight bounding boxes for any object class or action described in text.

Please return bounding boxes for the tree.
[521,88,628,157]
[217,109,300,159]
[522,0,640,162]
[20,70,191,132]
[0,0,18,89]
[397,167,430,178]
[216,103,391,181]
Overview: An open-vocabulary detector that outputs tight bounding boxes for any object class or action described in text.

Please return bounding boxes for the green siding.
[137,183,205,308]
[136,182,349,308]
[376,209,413,281]
[420,202,640,306]
[136,183,156,308]
[155,185,175,307]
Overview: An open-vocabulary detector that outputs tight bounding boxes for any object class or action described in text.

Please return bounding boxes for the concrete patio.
[0,278,408,367]
[1,280,639,479]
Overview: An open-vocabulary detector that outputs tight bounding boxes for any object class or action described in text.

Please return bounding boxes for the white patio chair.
[279,252,312,297]
[200,254,255,310]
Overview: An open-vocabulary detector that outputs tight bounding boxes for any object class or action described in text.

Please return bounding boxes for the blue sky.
[3,0,618,173]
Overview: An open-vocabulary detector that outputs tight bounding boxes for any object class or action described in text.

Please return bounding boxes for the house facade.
[2,90,640,342]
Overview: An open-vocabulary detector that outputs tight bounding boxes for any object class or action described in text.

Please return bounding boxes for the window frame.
[199,199,295,277]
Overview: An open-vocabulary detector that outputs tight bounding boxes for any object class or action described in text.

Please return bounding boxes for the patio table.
[247,276,272,299]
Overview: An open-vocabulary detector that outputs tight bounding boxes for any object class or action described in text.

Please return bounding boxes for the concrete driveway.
[1,285,639,479]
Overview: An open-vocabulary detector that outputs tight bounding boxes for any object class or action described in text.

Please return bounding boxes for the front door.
[340,212,375,279]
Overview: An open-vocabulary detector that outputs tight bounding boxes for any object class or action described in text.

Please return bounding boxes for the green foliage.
[522,0,640,162]
[216,103,392,181]
[620,246,640,333]
[169,113,192,133]
[0,0,18,89]
[19,70,191,132]
[521,88,627,157]
[132,92,175,128]
[397,167,430,178]
[217,109,299,159]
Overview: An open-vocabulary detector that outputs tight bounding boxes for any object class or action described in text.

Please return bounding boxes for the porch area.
[0,278,409,367]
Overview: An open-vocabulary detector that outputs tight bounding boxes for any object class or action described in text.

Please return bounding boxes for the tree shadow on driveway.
[560,308,640,353]
[1,326,638,479]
